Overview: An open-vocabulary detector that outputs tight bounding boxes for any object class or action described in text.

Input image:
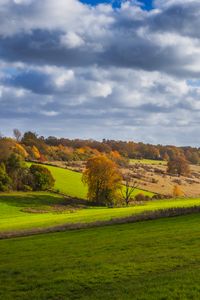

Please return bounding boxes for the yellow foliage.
[82,155,122,205]
[14,143,28,158]
[32,146,41,159]
[173,185,184,197]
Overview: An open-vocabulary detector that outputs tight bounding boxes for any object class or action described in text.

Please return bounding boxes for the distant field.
[28,163,154,198]
[1,213,200,299]
[1,192,200,232]
[130,159,166,165]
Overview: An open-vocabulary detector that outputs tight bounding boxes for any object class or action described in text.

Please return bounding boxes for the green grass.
[1,213,200,299]
[28,163,88,198]
[28,163,154,198]
[1,192,200,232]
[130,159,166,165]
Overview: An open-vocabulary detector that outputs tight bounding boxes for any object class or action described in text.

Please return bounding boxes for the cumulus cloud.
[0,0,200,145]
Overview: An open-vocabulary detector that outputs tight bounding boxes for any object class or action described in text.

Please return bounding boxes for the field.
[28,163,154,198]
[130,158,166,165]
[1,192,200,233]
[128,160,200,197]
[1,213,200,299]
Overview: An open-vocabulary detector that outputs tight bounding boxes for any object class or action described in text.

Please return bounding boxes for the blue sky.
[80,0,153,10]
[0,0,200,146]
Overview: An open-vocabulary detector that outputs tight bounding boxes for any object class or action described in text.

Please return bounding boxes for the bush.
[23,185,33,192]
[135,193,149,202]
[30,165,55,191]
[152,194,162,200]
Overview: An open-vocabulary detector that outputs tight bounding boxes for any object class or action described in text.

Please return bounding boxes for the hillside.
[28,163,154,199]
[129,160,200,197]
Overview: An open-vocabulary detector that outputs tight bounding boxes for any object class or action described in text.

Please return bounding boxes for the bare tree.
[13,129,22,142]
[121,173,138,206]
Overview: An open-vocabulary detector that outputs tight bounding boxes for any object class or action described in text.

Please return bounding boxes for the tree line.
[1,130,199,165]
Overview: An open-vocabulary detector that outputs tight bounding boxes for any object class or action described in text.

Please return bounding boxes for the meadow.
[28,163,154,198]
[1,192,200,233]
[1,213,200,299]
[130,158,166,165]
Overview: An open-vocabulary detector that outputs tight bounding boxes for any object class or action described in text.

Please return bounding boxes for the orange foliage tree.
[32,146,41,160]
[82,155,122,206]
[173,185,184,197]
[167,156,190,176]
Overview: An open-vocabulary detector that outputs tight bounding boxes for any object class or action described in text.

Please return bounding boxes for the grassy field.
[0,213,200,299]
[1,192,200,233]
[130,159,166,165]
[28,163,154,198]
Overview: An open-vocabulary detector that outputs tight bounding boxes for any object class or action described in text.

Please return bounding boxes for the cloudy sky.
[1,0,200,146]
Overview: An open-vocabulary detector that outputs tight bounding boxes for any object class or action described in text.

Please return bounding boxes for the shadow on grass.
[0,193,65,208]
[0,193,94,209]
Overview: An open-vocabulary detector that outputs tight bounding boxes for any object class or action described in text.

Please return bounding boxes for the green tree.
[30,165,55,191]
[0,163,12,191]
[6,153,28,190]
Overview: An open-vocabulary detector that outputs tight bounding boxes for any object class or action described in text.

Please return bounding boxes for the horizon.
[1,130,199,149]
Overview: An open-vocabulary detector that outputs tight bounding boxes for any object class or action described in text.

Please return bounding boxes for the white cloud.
[60,32,85,49]
[40,110,59,116]
[1,0,200,145]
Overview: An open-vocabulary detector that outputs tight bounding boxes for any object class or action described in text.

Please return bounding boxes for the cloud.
[0,0,200,145]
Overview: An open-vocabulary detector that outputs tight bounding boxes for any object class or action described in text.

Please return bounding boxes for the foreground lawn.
[0,214,200,299]
[1,192,200,232]
[28,163,154,198]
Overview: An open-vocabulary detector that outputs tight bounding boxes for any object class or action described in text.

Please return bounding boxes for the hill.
[28,163,154,199]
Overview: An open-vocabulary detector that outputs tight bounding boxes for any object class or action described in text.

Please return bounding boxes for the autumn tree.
[167,156,190,176]
[82,155,122,206]
[121,173,138,206]
[173,185,184,197]
[163,152,169,161]
[32,146,41,160]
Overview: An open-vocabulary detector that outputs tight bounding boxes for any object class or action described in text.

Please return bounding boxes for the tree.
[6,153,26,175]
[0,163,12,191]
[32,146,41,160]
[167,156,190,176]
[82,155,122,206]
[6,153,27,190]
[173,185,184,197]
[0,138,16,161]
[163,152,169,161]
[13,129,22,142]
[121,173,138,206]
[30,165,55,191]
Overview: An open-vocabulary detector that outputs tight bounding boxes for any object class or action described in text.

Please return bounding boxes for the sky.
[0,0,200,146]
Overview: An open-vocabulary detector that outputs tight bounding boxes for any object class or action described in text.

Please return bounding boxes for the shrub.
[173,185,184,197]
[135,193,147,202]
[23,185,33,192]
[30,165,55,191]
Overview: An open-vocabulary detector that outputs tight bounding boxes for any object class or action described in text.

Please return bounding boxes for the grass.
[27,162,154,198]
[0,213,200,299]
[1,192,200,232]
[130,159,166,165]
